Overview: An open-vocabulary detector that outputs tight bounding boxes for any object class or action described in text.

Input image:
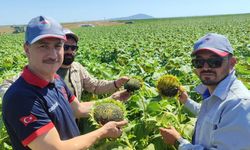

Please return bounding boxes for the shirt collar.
[195,70,236,101]
[21,66,60,88]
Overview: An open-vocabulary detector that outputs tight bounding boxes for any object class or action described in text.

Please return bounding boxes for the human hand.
[100,120,128,138]
[111,89,131,102]
[114,76,130,88]
[178,86,188,104]
[160,126,181,145]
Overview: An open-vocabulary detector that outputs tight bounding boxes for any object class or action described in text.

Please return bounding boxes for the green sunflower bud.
[124,78,142,92]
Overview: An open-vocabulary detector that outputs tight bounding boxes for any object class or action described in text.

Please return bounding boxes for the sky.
[1,0,250,26]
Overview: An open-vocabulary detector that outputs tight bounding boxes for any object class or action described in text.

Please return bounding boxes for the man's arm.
[70,97,94,118]
[78,64,129,94]
[70,90,130,118]
[29,120,127,150]
[179,90,201,116]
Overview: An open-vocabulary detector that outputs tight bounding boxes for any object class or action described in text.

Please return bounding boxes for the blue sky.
[1,0,250,25]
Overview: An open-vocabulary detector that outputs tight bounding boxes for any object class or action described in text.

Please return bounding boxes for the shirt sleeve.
[184,98,201,116]
[79,64,117,94]
[4,93,54,146]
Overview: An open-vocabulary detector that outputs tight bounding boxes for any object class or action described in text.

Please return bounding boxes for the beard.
[63,54,75,65]
[200,77,219,86]
[199,70,227,86]
[199,70,219,86]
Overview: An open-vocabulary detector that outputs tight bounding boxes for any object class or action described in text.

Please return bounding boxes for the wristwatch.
[175,137,184,147]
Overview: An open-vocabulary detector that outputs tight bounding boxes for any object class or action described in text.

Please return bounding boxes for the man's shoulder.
[4,77,36,100]
[3,78,38,113]
[72,61,84,68]
[71,62,88,73]
[229,79,250,100]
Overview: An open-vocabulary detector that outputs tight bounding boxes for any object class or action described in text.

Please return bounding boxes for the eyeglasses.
[64,45,78,51]
[191,57,228,68]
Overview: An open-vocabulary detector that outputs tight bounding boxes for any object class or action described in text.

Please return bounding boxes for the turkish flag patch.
[20,114,37,126]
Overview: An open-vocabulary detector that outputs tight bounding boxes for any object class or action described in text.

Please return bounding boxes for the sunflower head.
[90,98,126,127]
[124,78,143,92]
[156,74,181,98]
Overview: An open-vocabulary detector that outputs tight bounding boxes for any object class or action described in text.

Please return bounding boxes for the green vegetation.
[1,13,250,149]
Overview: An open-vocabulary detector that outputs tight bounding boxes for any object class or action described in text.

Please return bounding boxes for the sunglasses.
[191,56,229,68]
[64,45,78,51]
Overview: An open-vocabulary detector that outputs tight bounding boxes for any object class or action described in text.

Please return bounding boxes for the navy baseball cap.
[192,33,233,57]
[25,16,66,44]
[63,28,79,42]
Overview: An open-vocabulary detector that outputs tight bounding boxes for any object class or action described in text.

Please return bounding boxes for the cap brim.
[30,34,67,44]
[192,48,229,57]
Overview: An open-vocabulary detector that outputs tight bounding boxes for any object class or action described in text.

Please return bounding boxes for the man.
[160,33,250,150]
[58,28,129,101]
[0,29,129,100]
[2,16,127,150]
[59,28,130,133]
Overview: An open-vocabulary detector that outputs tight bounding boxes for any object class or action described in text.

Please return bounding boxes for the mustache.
[200,70,216,74]
[64,54,74,57]
[43,58,58,64]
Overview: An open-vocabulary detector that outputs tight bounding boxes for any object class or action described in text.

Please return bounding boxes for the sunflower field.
[1,14,250,150]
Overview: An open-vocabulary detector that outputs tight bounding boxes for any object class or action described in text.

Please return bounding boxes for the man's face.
[63,37,78,66]
[192,51,235,86]
[24,38,64,76]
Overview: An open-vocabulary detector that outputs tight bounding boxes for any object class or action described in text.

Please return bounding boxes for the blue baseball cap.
[192,33,233,57]
[25,16,66,44]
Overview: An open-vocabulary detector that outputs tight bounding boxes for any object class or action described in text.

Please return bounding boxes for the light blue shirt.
[179,71,250,150]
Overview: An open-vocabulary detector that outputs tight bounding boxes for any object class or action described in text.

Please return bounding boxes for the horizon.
[1,0,250,26]
[1,12,250,27]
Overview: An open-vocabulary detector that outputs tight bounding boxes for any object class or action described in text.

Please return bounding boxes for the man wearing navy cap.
[0,28,130,100]
[160,33,250,149]
[2,16,127,150]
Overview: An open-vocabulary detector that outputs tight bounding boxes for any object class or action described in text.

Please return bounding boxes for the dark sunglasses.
[191,56,229,69]
[64,45,78,51]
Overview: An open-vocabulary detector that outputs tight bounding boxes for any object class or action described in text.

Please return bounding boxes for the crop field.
[1,14,250,149]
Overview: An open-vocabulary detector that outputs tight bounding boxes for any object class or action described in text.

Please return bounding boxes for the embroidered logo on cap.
[38,16,50,29]
[20,114,37,126]
[194,37,210,50]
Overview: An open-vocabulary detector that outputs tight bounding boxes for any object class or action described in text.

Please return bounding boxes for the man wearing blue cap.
[160,33,250,149]
[0,28,130,100]
[2,16,127,150]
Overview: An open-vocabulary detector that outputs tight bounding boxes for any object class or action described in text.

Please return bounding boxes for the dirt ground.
[0,21,124,34]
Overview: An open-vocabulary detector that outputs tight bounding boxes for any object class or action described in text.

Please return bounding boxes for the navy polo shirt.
[2,66,80,150]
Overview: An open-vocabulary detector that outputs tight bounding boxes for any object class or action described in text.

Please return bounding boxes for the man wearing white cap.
[58,28,129,101]
[160,33,250,150]
[58,28,130,133]
[2,16,127,150]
